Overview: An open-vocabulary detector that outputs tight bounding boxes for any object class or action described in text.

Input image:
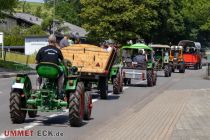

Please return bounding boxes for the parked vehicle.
[178,40,202,69]
[122,43,157,87]
[61,44,123,99]
[10,62,92,126]
[150,44,172,77]
[169,46,185,73]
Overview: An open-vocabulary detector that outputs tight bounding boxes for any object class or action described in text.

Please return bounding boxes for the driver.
[133,50,147,63]
[35,34,64,97]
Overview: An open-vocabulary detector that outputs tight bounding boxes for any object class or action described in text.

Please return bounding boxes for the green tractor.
[121,43,157,87]
[10,62,92,126]
[150,44,172,77]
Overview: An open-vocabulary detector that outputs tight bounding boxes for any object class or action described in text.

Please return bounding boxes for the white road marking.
[0,81,145,139]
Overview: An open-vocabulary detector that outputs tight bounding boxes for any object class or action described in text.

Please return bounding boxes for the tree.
[149,0,185,44]
[80,0,158,44]
[44,0,82,26]
[0,0,17,17]
[182,0,210,47]
[35,6,42,17]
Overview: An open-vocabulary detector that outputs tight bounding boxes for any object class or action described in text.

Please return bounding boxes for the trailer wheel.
[83,92,92,120]
[164,65,170,77]
[113,72,121,94]
[99,77,108,99]
[10,91,26,123]
[27,105,37,118]
[147,70,154,87]
[69,82,84,126]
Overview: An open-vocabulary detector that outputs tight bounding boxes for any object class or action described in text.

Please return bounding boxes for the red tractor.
[178,40,202,70]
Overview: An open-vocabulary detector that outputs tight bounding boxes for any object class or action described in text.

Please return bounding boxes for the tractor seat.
[36,62,62,79]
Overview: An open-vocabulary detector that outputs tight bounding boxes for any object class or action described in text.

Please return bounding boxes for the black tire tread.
[147,70,154,87]
[10,92,26,123]
[69,82,83,126]
[83,92,92,120]
[98,77,108,99]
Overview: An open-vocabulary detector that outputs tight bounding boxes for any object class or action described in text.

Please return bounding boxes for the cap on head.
[48,34,56,43]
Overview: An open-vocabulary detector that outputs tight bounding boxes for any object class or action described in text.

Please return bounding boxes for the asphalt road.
[0,67,209,140]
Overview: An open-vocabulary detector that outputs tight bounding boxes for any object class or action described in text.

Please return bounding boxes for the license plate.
[12,83,24,89]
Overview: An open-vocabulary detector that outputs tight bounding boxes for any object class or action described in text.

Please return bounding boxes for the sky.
[19,0,44,3]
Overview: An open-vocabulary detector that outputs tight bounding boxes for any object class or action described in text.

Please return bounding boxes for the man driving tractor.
[35,34,64,97]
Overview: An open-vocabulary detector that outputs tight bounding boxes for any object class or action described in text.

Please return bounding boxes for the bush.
[4,25,47,46]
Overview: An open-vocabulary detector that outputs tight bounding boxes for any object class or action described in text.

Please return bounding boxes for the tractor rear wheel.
[98,77,108,99]
[27,105,37,118]
[10,91,26,123]
[164,65,170,77]
[147,70,154,87]
[69,82,84,126]
[83,92,92,120]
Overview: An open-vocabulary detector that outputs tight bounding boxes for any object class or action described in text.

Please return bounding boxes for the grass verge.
[0,60,33,71]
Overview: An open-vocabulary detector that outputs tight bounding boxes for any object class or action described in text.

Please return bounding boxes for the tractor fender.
[11,74,32,97]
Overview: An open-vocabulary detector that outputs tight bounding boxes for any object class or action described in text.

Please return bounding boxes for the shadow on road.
[127,84,148,87]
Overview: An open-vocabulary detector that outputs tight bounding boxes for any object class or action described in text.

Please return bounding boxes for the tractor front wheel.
[69,82,84,127]
[10,91,26,123]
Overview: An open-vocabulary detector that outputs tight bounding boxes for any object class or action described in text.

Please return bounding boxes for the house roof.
[4,12,87,37]
[13,13,43,25]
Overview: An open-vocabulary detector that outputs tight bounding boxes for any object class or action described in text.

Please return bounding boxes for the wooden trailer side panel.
[61,44,113,74]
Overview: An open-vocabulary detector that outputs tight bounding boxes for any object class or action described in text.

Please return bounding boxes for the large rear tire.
[164,65,170,77]
[69,82,84,127]
[147,70,154,87]
[83,92,92,120]
[98,77,108,99]
[10,91,26,123]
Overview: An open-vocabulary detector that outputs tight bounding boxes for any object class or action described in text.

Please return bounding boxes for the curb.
[0,71,37,78]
